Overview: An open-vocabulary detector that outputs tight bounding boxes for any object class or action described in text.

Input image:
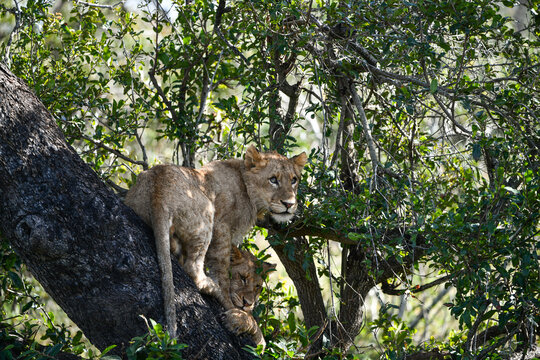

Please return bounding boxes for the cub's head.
[229,246,276,313]
[243,145,308,223]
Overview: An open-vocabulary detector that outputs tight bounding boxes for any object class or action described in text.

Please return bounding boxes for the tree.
[0,64,254,358]
[1,0,539,359]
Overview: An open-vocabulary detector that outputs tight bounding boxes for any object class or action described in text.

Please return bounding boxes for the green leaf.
[21,301,34,313]
[0,349,14,360]
[472,143,482,161]
[430,78,438,94]
[287,312,296,333]
[45,343,63,356]
[503,186,519,194]
[8,271,23,288]
[73,330,83,344]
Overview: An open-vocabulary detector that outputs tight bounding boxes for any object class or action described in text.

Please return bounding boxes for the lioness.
[125,146,307,344]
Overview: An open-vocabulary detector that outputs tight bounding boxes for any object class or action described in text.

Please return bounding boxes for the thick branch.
[271,237,327,356]
[334,245,373,353]
[0,64,254,359]
[260,220,356,245]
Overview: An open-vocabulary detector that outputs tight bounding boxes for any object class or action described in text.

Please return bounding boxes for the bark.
[334,246,373,352]
[271,237,328,356]
[0,64,255,359]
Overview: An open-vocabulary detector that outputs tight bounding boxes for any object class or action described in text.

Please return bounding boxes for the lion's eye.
[291,177,297,185]
[240,275,247,284]
[269,176,279,185]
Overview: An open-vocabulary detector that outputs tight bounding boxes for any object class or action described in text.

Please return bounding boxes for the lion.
[124,145,307,346]
[226,246,275,347]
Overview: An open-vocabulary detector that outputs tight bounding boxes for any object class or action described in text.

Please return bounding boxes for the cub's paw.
[252,328,266,351]
[195,276,220,296]
[221,309,254,335]
[222,310,266,351]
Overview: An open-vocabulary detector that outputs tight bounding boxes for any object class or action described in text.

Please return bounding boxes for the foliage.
[123,318,187,360]
[1,0,539,358]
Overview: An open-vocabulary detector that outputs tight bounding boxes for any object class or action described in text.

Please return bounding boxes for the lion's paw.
[222,309,266,351]
[222,309,254,334]
[195,276,220,296]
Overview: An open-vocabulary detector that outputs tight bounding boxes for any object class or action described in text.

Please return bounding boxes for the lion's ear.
[230,246,244,265]
[245,145,267,169]
[262,261,277,275]
[291,152,308,171]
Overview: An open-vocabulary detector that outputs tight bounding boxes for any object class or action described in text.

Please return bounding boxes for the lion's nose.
[281,200,295,209]
[243,298,252,308]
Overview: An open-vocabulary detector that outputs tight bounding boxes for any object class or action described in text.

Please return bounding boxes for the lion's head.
[243,145,308,223]
[229,246,276,313]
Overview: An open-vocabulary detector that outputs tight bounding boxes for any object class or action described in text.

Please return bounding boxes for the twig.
[196,51,224,129]
[465,303,488,352]
[409,287,452,328]
[120,41,149,171]
[349,84,378,172]
[75,0,125,9]
[82,135,147,167]
[106,179,128,197]
[477,322,521,360]
[301,320,328,359]
[381,272,460,296]
[405,350,450,360]
[472,321,518,346]
[213,0,249,65]
[134,130,148,171]
[148,25,178,124]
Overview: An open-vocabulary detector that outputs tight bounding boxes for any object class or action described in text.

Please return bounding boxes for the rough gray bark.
[271,237,328,356]
[0,64,255,359]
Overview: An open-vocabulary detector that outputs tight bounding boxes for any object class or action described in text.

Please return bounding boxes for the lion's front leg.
[205,226,236,310]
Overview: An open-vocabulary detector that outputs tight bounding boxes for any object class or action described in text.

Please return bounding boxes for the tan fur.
[225,246,275,348]
[124,146,307,343]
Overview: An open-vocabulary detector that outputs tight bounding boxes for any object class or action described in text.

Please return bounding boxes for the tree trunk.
[0,64,255,359]
[272,237,328,356]
[335,246,373,353]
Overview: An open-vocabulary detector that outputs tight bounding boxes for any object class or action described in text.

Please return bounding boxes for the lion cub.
[174,243,275,347]
[227,246,275,347]
[124,146,307,343]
